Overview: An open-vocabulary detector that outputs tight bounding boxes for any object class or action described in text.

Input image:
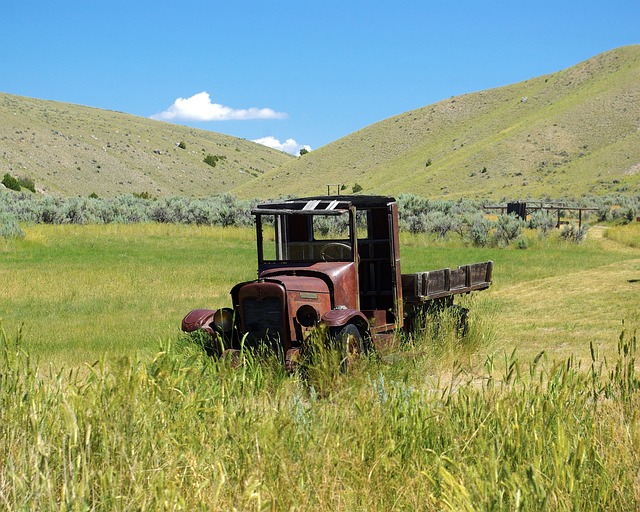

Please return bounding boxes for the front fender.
[321,308,369,331]
[182,308,216,334]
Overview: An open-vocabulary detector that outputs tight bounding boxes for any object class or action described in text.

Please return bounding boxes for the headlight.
[296,304,319,328]
[213,308,234,333]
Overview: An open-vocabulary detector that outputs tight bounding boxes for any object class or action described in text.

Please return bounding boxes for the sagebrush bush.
[560,222,589,243]
[0,214,25,239]
[0,191,257,227]
[493,213,523,247]
[529,209,556,236]
[1,190,638,241]
[424,211,457,238]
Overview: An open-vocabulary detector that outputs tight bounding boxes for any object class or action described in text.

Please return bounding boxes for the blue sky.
[2,1,638,155]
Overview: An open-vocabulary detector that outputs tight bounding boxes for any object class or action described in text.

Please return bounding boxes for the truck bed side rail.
[401,261,493,303]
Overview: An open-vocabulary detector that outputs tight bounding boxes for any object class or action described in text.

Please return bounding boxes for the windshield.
[257,210,355,263]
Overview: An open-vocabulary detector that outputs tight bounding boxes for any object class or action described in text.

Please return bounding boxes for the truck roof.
[253,195,397,214]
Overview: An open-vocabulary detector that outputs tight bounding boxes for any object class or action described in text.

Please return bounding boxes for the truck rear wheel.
[331,324,364,372]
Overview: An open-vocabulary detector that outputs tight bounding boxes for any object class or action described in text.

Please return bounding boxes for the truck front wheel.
[331,324,364,372]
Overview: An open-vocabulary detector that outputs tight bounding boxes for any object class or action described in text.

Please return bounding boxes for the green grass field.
[5,223,637,365]
[2,223,640,509]
[1,224,258,366]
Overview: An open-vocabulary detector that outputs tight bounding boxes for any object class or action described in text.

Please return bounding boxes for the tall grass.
[604,223,640,248]
[2,322,640,510]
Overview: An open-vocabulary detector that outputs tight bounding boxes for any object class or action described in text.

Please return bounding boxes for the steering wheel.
[320,242,351,261]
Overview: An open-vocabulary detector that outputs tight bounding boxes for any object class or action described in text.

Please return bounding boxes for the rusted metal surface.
[321,308,369,329]
[181,308,216,333]
[261,262,359,309]
[235,280,288,350]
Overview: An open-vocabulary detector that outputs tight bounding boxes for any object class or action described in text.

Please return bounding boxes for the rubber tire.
[332,324,364,373]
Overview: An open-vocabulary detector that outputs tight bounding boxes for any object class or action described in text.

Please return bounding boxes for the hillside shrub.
[2,173,21,192]
[204,154,218,167]
[17,175,36,193]
[203,154,227,168]
[133,191,154,200]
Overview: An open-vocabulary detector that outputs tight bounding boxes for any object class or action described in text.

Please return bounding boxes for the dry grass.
[490,258,640,361]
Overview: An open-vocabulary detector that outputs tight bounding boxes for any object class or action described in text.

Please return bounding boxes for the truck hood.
[259,262,358,310]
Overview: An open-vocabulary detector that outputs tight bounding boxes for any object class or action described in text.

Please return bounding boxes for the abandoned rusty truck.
[182,196,493,369]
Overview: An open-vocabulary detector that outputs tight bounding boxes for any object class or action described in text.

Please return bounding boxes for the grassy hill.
[2,45,640,201]
[235,45,640,200]
[0,94,293,197]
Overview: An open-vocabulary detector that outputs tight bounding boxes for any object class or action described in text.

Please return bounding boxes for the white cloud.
[252,136,311,156]
[150,91,287,121]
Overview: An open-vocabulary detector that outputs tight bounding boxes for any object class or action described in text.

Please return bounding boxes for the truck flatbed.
[401,261,493,303]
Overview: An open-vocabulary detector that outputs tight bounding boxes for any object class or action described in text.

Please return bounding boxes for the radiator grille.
[241,296,285,347]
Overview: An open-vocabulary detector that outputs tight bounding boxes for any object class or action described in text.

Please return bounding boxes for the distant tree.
[17,175,36,193]
[299,148,309,156]
[204,154,218,167]
[2,173,21,192]
[352,183,363,193]
[178,141,187,149]
[204,154,226,168]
